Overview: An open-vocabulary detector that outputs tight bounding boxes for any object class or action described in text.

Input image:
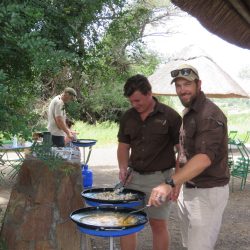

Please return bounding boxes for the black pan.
[81,188,146,207]
[72,139,97,147]
[70,206,148,237]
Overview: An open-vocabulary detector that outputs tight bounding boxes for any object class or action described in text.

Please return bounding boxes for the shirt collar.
[130,96,164,118]
[150,97,165,115]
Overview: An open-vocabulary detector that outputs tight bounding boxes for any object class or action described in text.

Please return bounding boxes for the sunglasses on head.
[171,68,198,78]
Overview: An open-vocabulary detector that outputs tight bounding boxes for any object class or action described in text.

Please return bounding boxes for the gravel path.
[1,145,250,250]
[87,145,250,250]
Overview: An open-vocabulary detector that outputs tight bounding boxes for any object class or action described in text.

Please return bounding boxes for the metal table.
[0,144,32,165]
[0,143,33,178]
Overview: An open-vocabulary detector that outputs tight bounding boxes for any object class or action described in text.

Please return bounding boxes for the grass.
[71,107,250,148]
[1,98,249,148]
[74,121,119,147]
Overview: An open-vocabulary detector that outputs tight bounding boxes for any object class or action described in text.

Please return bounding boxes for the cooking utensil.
[123,205,151,222]
[81,188,146,208]
[114,167,132,193]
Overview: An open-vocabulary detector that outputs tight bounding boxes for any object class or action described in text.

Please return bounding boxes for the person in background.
[65,118,78,145]
[47,87,77,147]
[148,64,230,250]
[117,74,182,250]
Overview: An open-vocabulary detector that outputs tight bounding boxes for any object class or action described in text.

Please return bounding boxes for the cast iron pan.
[72,139,97,147]
[70,206,148,237]
[81,188,146,205]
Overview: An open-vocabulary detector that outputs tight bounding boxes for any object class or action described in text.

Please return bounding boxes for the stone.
[0,158,88,250]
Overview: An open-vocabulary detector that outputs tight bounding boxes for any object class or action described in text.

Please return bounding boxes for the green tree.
[0,0,175,139]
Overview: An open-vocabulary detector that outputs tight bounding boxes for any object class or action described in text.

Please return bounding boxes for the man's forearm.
[172,153,211,185]
[117,142,130,171]
[55,116,70,135]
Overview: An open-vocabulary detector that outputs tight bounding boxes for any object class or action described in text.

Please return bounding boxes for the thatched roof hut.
[148,46,249,98]
[171,0,250,49]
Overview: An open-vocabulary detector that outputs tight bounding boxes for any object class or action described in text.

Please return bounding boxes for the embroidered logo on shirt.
[155,119,167,126]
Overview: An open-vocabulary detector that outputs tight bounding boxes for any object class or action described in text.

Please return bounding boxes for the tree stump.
[0,158,91,250]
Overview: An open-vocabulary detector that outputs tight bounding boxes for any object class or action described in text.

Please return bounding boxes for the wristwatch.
[165,178,175,188]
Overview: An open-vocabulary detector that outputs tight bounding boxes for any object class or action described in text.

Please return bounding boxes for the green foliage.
[30,143,70,172]
[0,1,43,139]
[0,0,168,138]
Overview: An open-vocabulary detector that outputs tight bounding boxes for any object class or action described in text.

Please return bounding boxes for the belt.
[185,182,198,188]
[133,169,168,175]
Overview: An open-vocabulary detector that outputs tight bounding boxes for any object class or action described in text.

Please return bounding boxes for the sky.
[143,13,250,82]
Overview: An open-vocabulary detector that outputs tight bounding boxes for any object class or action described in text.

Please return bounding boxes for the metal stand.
[80,144,93,166]
[109,237,114,250]
[72,139,97,166]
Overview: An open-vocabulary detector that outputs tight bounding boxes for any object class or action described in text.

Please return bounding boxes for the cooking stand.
[72,139,97,166]
[78,225,145,250]
[81,234,117,250]
[71,207,148,250]
[72,139,97,188]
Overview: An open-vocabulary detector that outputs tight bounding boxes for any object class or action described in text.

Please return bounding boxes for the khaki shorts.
[177,184,229,250]
[126,169,173,220]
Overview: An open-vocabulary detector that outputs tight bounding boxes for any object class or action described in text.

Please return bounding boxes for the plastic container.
[43,131,52,145]
[82,164,93,188]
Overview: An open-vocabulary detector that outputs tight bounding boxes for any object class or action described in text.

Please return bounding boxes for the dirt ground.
[1,145,250,250]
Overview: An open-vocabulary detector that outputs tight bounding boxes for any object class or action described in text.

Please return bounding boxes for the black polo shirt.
[183,91,230,188]
[118,97,182,172]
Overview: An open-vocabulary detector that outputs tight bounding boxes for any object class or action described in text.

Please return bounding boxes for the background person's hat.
[170,64,199,84]
[64,87,77,99]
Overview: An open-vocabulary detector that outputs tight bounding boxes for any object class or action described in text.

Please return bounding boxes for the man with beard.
[117,74,182,250]
[148,64,230,250]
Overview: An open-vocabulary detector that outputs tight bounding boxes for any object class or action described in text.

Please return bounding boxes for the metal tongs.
[114,167,132,193]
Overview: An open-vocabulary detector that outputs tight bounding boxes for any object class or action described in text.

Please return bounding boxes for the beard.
[180,99,191,107]
[179,91,199,107]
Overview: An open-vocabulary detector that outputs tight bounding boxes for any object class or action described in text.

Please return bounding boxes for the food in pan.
[86,191,137,201]
[80,212,138,227]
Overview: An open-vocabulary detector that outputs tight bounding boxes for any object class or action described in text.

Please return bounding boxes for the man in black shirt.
[118,74,182,250]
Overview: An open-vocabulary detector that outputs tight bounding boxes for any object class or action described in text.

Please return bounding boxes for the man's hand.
[66,130,74,140]
[119,167,132,185]
[148,183,172,207]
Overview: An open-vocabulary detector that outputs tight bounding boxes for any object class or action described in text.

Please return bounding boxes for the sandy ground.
[0,145,250,250]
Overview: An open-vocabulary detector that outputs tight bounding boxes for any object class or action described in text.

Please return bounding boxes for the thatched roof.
[171,0,250,49]
[148,46,249,98]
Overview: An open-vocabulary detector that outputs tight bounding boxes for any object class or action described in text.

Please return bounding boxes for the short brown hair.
[124,74,152,97]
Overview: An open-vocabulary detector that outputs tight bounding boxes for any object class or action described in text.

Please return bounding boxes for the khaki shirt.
[182,91,230,188]
[47,95,66,136]
[118,98,182,172]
